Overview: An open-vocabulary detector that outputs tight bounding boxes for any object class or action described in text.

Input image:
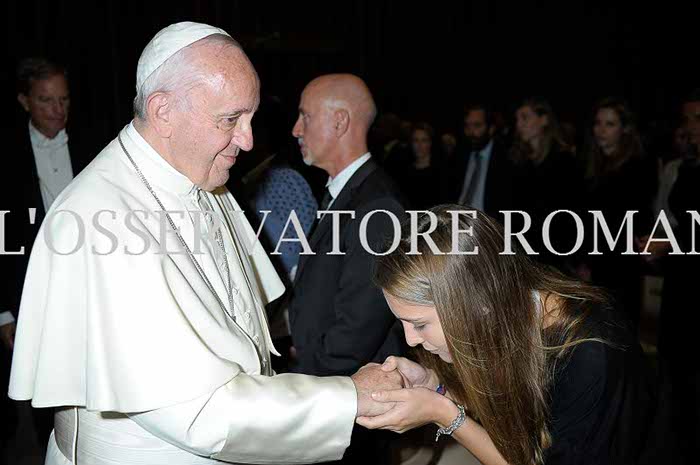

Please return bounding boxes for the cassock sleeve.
[129,372,357,464]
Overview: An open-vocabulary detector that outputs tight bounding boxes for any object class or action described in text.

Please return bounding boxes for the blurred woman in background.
[508,97,585,272]
[397,122,442,209]
[581,97,657,326]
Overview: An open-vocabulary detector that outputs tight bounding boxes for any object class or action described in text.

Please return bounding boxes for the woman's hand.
[380,356,438,390]
[356,387,459,434]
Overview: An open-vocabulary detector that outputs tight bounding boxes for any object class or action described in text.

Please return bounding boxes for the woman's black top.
[544,306,656,464]
[398,163,442,210]
[584,155,658,322]
[509,148,585,271]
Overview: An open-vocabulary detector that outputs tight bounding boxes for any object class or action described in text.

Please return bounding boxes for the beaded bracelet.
[435,404,466,442]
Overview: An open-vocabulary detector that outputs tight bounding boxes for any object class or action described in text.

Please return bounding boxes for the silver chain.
[199,190,237,317]
[117,135,236,322]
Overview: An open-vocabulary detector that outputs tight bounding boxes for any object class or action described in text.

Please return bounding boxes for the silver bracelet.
[435,404,466,442]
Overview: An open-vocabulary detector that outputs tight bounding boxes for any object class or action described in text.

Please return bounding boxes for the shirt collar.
[122,121,198,198]
[28,120,68,149]
[326,152,371,200]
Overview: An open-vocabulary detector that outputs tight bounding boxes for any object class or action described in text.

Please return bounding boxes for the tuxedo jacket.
[445,137,514,219]
[2,120,89,318]
[289,159,406,376]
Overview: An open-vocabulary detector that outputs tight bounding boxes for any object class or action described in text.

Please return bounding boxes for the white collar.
[326,153,371,200]
[123,122,198,198]
[28,120,68,149]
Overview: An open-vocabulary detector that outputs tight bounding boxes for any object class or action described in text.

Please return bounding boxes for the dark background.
[3,0,696,168]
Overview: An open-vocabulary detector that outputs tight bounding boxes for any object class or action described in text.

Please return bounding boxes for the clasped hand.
[352,356,455,434]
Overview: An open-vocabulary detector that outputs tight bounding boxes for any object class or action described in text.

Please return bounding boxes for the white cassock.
[8,122,357,465]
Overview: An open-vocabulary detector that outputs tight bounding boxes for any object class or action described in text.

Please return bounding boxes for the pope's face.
[18,73,70,139]
[384,292,452,363]
[292,84,336,168]
[168,47,259,191]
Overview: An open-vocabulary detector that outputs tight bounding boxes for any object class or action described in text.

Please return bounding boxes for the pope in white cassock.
[8,22,401,465]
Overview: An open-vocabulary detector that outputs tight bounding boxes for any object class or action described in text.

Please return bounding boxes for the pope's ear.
[145,92,174,138]
[17,93,30,112]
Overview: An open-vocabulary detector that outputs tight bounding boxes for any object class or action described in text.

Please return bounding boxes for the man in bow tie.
[1,57,91,454]
[2,58,78,350]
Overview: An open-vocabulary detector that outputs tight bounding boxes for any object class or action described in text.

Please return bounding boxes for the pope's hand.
[380,356,438,390]
[351,363,404,418]
[0,322,15,351]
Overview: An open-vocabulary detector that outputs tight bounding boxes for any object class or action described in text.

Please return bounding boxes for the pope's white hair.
[133,34,239,120]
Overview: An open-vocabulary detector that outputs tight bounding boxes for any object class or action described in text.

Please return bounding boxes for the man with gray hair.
[8,22,400,465]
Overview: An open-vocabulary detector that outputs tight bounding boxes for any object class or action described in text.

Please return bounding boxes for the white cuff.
[0,311,16,326]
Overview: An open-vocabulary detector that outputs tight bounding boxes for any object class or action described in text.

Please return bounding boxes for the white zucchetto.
[136,21,231,91]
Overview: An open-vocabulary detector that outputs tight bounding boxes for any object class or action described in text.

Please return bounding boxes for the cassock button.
[253,335,260,344]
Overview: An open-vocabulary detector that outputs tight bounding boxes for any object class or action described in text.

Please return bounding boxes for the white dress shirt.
[458,139,493,210]
[325,152,372,208]
[29,121,74,211]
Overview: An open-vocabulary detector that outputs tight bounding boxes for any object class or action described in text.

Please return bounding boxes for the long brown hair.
[510,97,570,165]
[583,97,645,181]
[374,206,610,465]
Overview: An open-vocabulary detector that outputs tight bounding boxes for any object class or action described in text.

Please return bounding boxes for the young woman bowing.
[358,206,655,465]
